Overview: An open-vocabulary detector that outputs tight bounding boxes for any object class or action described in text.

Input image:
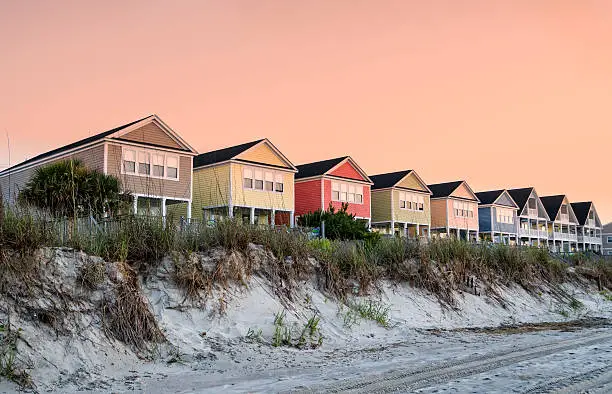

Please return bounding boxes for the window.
[121,147,179,180]
[399,192,425,211]
[138,151,150,175]
[166,156,178,179]
[497,208,514,224]
[607,236,612,243]
[254,170,264,190]
[331,182,363,204]
[275,174,284,192]
[243,167,285,193]
[123,149,136,173]
[152,153,164,177]
[454,201,473,218]
[528,198,536,209]
[244,168,253,189]
[265,172,274,191]
[332,182,340,201]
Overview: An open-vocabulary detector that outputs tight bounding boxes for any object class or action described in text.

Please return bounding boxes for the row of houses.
[0,115,605,254]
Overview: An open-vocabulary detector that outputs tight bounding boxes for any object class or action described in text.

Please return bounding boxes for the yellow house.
[191,139,297,226]
[369,170,432,238]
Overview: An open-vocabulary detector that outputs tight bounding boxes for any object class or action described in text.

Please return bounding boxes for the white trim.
[490,190,519,209]
[193,158,296,172]
[103,142,108,174]
[236,139,297,171]
[325,156,373,184]
[372,186,430,195]
[120,146,180,182]
[296,174,372,185]
[320,179,325,210]
[110,115,198,154]
[105,139,195,156]
[132,192,190,202]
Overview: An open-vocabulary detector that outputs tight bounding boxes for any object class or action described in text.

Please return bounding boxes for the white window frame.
[331,181,364,205]
[607,236,612,243]
[242,166,286,194]
[121,146,179,181]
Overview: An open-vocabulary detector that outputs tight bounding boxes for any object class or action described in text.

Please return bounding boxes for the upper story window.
[243,167,285,193]
[559,204,569,221]
[497,208,514,224]
[607,236,612,243]
[453,200,474,218]
[332,182,363,204]
[122,147,179,181]
[399,192,424,211]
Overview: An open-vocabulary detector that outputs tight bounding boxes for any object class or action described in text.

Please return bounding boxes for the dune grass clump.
[102,264,164,352]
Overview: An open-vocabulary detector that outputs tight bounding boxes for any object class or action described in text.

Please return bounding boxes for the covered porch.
[202,205,294,227]
[132,194,192,222]
[371,221,430,239]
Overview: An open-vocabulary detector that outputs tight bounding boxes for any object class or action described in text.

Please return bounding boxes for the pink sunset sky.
[1,1,611,221]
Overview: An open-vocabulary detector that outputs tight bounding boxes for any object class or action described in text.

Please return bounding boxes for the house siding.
[397,173,428,191]
[430,199,448,229]
[392,189,430,225]
[329,161,364,181]
[106,143,191,200]
[294,179,323,216]
[479,207,492,232]
[323,179,371,219]
[236,143,287,168]
[491,207,518,233]
[191,163,231,219]
[230,162,294,211]
[371,190,392,223]
[120,123,183,150]
[446,199,479,230]
[0,143,105,204]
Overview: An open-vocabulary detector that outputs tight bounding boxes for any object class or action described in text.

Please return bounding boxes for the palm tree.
[18,159,130,218]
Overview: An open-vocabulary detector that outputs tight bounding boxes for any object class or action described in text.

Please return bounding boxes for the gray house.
[603,223,612,256]
[507,187,550,247]
[475,189,519,244]
[540,195,579,253]
[570,202,602,253]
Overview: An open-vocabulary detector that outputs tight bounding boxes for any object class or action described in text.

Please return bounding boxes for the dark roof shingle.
[0,115,153,175]
[295,157,347,179]
[193,139,264,168]
[570,202,592,225]
[540,195,566,221]
[427,181,464,198]
[369,170,413,190]
[507,187,534,211]
[475,190,506,205]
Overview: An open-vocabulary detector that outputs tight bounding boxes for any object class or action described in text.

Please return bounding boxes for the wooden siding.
[191,163,231,219]
[392,189,430,225]
[295,179,323,216]
[324,179,371,218]
[371,189,392,223]
[495,192,516,207]
[397,172,428,192]
[0,144,105,204]
[430,199,448,229]
[329,161,365,181]
[492,207,518,233]
[446,199,479,230]
[236,142,288,168]
[479,207,492,232]
[450,183,477,200]
[106,143,191,200]
[119,122,183,150]
[230,163,294,211]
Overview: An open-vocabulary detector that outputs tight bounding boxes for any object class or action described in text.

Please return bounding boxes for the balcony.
[577,235,602,244]
[552,232,577,242]
[518,228,548,238]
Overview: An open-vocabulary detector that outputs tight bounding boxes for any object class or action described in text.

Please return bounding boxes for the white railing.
[518,228,548,238]
[577,235,602,244]
[528,208,538,217]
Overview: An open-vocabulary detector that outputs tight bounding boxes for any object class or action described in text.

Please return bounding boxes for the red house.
[295,156,373,225]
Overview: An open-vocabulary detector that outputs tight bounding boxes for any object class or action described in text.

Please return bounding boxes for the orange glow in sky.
[1,1,611,221]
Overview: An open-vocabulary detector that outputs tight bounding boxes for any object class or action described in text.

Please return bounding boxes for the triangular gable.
[591,204,602,227]
[236,139,295,170]
[111,115,197,153]
[450,182,479,201]
[560,196,579,224]
[327,157,372,183]
[493,190,518,208]
[396,171,431,193]
[519,189,550,220]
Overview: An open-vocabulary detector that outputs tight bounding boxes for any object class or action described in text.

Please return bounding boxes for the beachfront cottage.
[507,187,550,247]
[294,156,373,226]
[0,115,197,217]
[428,181,480,241]
[570,201,603,253]
[191,139,297,226]
[475,189,519,244]
[540,195,579,253]
[369,170,432,238]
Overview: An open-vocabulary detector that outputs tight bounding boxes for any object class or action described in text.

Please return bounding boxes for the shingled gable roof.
[0,115,156,175]
[540,195,566,221]
[193,139,264,168]
[427,180,479,201]
[475,190,505,205]
[570,202,593,226]
[295,157,348,179]
[369,169,432,193]
[507,187,534,211]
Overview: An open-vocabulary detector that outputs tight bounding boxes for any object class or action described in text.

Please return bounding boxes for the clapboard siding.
[371,190,392,223]
[191,163,231,219]
[120,122,183,150]
[295,179,323,216]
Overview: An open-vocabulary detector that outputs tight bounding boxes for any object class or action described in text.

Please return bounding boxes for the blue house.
[475,189,519,244]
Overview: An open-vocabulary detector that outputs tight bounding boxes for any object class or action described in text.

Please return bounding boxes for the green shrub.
[298,203,371,241]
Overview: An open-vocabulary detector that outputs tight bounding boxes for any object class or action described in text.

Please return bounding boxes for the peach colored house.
[0,115,198,218]
[428,180,480,241]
